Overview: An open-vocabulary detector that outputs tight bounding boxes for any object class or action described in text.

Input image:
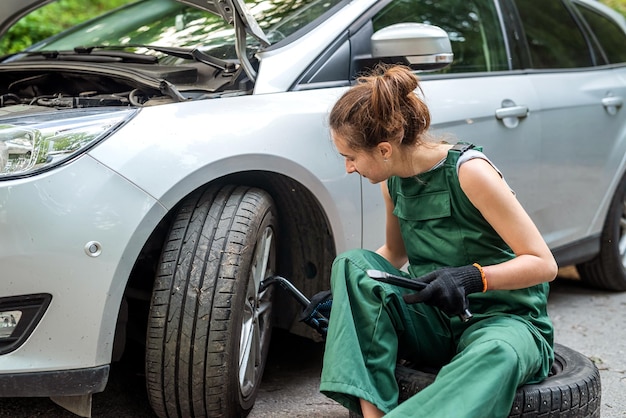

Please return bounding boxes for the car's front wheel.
[146,184,277,418]
[577,171,626,290]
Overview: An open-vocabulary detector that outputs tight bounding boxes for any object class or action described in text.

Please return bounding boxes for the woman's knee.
[334,249,379,267]
[331,249,384,286]
[482,339,521,366]
[467,337,540,386]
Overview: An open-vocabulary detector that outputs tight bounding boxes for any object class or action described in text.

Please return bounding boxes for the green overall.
[319,144,554,418]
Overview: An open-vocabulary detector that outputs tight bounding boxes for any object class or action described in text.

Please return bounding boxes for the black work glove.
[403,265,483,321]
[299,290,332,338]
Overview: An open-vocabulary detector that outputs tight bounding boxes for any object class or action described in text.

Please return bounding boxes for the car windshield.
[25,0,344,63]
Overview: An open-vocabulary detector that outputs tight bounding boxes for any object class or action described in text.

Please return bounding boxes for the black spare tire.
[349,343,601,417]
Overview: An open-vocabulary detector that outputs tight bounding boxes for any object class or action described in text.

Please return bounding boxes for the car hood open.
[0,0,269,46]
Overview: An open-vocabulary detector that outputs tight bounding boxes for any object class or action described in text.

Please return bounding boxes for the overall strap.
[450,142,475,155]
[445,142,476,167]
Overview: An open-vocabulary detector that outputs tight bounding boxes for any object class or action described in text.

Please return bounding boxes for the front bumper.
[0,365,109,397]
[0,153,166,394]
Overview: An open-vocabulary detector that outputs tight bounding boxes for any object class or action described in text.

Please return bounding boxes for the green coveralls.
[319,145,554,418]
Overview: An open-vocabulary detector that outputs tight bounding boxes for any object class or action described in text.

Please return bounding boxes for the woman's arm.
[458,158,558,290]
[376,182,409,269]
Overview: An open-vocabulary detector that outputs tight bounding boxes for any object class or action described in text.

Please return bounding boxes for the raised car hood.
[179,0,269,46]
[0,0,55,37]
[0,0,269,46]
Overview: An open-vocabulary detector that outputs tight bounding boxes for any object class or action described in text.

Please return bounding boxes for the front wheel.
[146,185,277,418]
[577,171,626,290]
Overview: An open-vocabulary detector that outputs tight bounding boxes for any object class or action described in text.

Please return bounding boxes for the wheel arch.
[115,170,341,360]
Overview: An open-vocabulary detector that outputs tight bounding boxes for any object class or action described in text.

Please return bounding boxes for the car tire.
[348,343,600,417]
[577,171,626,290]
[146,184,277,418]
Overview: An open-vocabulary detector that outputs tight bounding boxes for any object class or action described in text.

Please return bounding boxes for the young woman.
[319,65,557,418]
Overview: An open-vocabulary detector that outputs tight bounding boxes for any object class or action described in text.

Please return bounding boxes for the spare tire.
[350,343,601,417]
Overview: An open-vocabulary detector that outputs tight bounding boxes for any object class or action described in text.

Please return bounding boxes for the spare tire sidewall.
[389,343,601,417]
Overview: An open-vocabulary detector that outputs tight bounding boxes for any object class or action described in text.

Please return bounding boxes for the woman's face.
[332,131,389,184]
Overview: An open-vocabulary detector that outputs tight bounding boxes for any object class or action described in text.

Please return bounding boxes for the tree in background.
[0,0,132,55]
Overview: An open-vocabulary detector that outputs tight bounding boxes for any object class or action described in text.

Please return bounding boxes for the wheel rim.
[239,225,274,397]
[618,197,626,268]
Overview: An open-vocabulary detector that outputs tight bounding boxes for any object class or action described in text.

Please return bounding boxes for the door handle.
[495,105,529,120]
[495,99,528,128]
[602,96,623,116]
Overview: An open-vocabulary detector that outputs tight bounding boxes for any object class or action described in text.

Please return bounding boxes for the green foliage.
[0,0,133,56]
[600,0,626,17]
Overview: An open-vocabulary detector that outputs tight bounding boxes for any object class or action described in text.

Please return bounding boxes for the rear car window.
[574,3,626,64]
[513,0,593,68]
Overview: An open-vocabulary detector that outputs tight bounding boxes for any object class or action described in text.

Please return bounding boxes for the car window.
[513,0,593,68]
[574,3,626,64]
[372,0,508,73]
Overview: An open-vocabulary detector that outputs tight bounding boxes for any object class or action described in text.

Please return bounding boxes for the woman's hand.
[403,264,484,321]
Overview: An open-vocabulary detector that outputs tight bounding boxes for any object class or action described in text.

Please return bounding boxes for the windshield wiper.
[13,49,158,64]
[75,45,238,73]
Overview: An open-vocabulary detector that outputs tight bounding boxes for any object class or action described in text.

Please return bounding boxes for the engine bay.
[0,60,244,114]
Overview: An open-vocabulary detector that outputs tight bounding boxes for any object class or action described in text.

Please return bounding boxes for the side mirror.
[370,23,453,71]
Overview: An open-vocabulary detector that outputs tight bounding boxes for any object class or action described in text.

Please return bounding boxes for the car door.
[510,0,626,253]
[350,0,545,251]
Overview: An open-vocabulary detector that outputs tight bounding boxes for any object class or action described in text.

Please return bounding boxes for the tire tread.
[146,185,276,418]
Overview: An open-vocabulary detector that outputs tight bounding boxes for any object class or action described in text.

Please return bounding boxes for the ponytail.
[329,64,430,150]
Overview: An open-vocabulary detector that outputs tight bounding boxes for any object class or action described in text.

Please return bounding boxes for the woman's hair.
[329,64,430,150]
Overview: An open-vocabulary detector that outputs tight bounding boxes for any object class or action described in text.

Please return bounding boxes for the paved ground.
[546,270,626,418]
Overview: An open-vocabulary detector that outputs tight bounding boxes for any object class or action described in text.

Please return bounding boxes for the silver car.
[0,0,625,417]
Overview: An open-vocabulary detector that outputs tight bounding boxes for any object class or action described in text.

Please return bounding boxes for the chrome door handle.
[602,96,623,107]
[495,105,529,119]
[495,99,529,129]
[602,96,623,115]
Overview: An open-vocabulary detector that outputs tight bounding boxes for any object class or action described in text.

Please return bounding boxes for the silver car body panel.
[89,89,362,252]
[0,155,166,371]
[525,67,626,244]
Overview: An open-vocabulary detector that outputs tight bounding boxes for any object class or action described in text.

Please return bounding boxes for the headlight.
[0,108,138,179]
